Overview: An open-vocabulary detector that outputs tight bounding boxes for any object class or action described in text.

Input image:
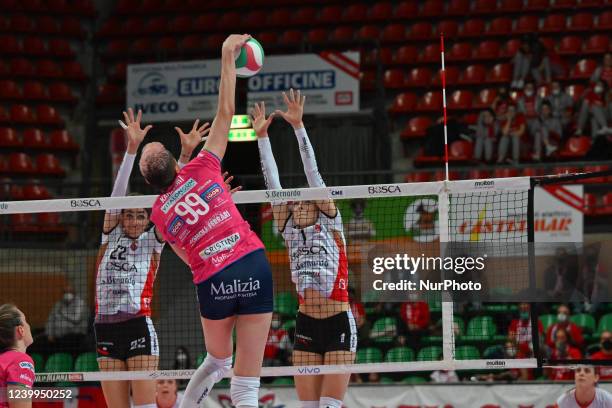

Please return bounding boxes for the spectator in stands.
[491,86,511,121]
[497,104,525,164]
[576,80,612,137]
[517,81,541,136]
[173,346,190,370]
[156,379,183,408]
[547,328,583,381]
[511,35,551,89]
[263,312,291,366]
[430,368,459,383]
[349,294,371,348]
[508,303,543,353]
[544,248,579,302]
[545,304,584,349]
[590,53,612,89]
[473,108,498,162]
[531,100,563,160]
[398,302,431,348]
[549,81,575,127]
[589,331,612,381]
[472,340,526,382]
[345,199,376,242]
[44,283,88,353]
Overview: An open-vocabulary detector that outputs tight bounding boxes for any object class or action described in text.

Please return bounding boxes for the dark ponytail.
[0,304,21,352]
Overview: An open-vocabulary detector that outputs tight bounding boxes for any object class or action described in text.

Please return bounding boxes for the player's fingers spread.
[261,101,266,114]
[296,89,300,102]
[174,126,184,136]
[136,109,142,124]
[144,125,153,133]
[122,111,130,125]
[192,119,200,131]
[282,92,290,105]
[231,186,242,193]
[289,88,295,102]
[301,95,306,106]
[128,107,135,123]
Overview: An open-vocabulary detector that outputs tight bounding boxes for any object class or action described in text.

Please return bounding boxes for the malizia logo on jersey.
[168,216,185,236]
[201,183,223,203]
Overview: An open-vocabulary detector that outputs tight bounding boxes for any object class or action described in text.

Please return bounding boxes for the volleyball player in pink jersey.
[252,89,356,408]
[139,34,272,408]
[0,304,34,408]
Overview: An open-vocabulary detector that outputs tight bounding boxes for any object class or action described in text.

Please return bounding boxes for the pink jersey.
[151,149,264,284]
[0,351,35,408]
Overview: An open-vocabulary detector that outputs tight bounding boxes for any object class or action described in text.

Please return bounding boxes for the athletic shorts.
[293,310,357,355]
[196,249,274,320]
[94,316,159,360]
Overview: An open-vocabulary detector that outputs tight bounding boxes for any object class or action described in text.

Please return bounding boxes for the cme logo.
[135,72,171,96]
[330,189,343,196]
[201,183,223,203]
[368,185,401,195]
[71,199,101,208]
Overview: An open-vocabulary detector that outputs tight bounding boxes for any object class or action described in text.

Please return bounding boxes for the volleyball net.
[4,175,609,384]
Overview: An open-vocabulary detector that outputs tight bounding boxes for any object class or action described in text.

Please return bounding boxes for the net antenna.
[440,33,450,182]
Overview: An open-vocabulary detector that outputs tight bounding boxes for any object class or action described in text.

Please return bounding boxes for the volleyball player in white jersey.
[252,89,356,408]
[557,365,612,407]
[94,108,210,408]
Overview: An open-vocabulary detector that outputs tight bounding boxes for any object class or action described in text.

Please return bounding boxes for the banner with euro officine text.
[126,51,359,123]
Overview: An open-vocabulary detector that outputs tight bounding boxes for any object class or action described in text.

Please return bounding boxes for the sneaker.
[545,144,557,156]
[596,126,612,136]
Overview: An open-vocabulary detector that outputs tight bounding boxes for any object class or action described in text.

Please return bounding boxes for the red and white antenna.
[440,34,449,181]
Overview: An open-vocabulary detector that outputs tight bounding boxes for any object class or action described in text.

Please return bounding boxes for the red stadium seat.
[584,35,610,55]
[7,184,24,201]
[400,116,433,139]
[330,27,354,42]
[569,13,594,31]
[36,105,63,125]
[459,65,487,85]
[432,66,459,86]
[577,0,601,6]
[61,61,85,80]
[106,40,129,56]
[525,0,549,11]
[408,22,432,41]
[381,24,406,43]
[448,90,473,110]
[23,184,51,200]
[96,83,123,105]
[487,18,513,36]
[360,71,376,91]
[597,11,612,31]
[0,80,21,100]
[516,15,539,34]
[393,45,418,65]
[558,136,591,159]
[420,43,441,63]
[133,38,153,55]
[140,0,163,11]
[389,92,417,114]
[0,106,7,123]
[583,193,597,216]
[48,83,75,103]
[0,127,20,147]
[22,128,48,148]
[48,38,73,58]
[566,84,585,103]
[193,14,218,32]
[487,63,512,83]
[558,36,582,55]
[501,39,522,58]
[0,61,7,77]
[404,172,432,182]
[600,194,612,216]
[292,7,317,25]
[242,10,266,30]
[61,17,84,37]
[468,169,491,179]
[369,2,393,21]
[541,14,567,33]
[217,12,240,30]
[383,69,406,89]
[436,20,459,38]
[396,1,418,19]
[0,35,21,54]
[459,19,485,38]
[474,41,500,60]
[10,58,35,77]
[416,91,442,111]
[421,0,444,17]
[143,16,167,34]
[342,4,368,22]
[168,15,193,33]
[49,129,78,151]
[37,16,58,34]
[204,34,225,51]
[10,105,35,123]
[494,168,519,178]
[474,88,497,108]
[122,18,145,34]
[357,25,380,42]
[22,37,47,56]
[159,37,178,54]
[449,140,473,161]
[552,0,575,9]
[256,32,278,47]
[36,153,64,176]
[278,30,302,46]
[9,153,35,173]
[406,68,431,88]
[472,0,497,14]
[179,35,203,53]
[522,167,544,177]
[318,5,342,24]
[22,81,46,100]
[570,59,598,79]
[307,29,328,45]
[447,42,472,61]
[97,18,122,37]
[268,9,292,27]
[500,0,523,12]
[39,212,67,234]
[447,0,470,15]
[9,15,34,32]
[10,213,37,232]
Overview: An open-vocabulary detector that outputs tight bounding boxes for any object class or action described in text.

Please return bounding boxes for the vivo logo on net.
[297,366,321,375]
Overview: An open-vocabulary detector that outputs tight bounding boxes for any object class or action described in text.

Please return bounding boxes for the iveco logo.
[71,199,101,208]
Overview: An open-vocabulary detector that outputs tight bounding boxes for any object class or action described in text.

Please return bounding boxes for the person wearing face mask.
[497,104,525,164]
[473,108,498,162]
[590,53,612,89]
[44,283,88,354]
[531,100,563,160]
[589,331,612,381]
[557,365,612,407]
[575,80,612,137]
[507,303,543,352]
[548,81,575,126]
[547,328,583,381]
[517,81,542,133]
[545,305,585,349]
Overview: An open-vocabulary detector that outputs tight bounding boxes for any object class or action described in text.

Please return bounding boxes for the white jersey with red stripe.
[95,224,163,318]
[281,209,348,304]
[557,387,612,408]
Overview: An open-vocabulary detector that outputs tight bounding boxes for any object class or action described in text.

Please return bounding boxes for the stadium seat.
[400,116,432,139]
[596,11,612,31]
[179,35,204,53]
[357,25,380,42]
[417,346,442,361]
[408,22,432,41]
[142,16,167,35]
[360,71,376,91]
[416,91,442,111]
[168,15,193,33]
[472,0,496,13]
[369,2,393,21]
[6,183,23,200]
[468,169,491,179]
[381,24,406,43]
[501,38,521,58]
[558,36,582,55]
[566,84,586,103]
[37,16,58,34]
[97,18,123,37]
[37,60,62,78]
[10,213,36,233]
[278,30,302,46]
[106,39,129,56]
[570,314,596,334]
[22,37,47,56]
[48,39,73,58]
[541,14,567,33]
[396,1,418,19]
[393,45,418,65]
[8,153,35,173]
[558,136,591,159]
[389,92,417,113]
[464,316,497,341]
[36,153,64,176]
[569,13,594,31]
[274,292,297,316]
[570,59,598,79]
[486,63,512,83]
[421,0,444,17]
[267,9,292,27]
[133,38,154,55]
[22,128,48,148]
[307,29,328,45]
[43,353,73,373]
[10,105,35,123]
[432,67,459,86]
[49,130,78,151]
[356,347,383,364]
[447,42,472,61]
[9,15,34,32]
[551,0,576,9]
[583,193,597,215]
[449,139,473,161]
[436,20,459,38]
[494,168,519,178]
[61,17,84,38]
[420,43,441,63]
[584,34,610,55]
[525,0,549,10]
[330,27,354,42]
[0,80,21,100]
[447,0,470,15]
[455,345,480,360]
[10,58,36,78]
[342,3,368,22]
[599,193,612,216]
[256,32,278,48]
[577,0,601,6]
[74,352,98,372]
[462,112,479,124]
[370,317,397,344]
[448,90,473,110]
[62,62,87,81]
[318,5,342,24]
[405,68,430,88]
[291,7,317,25]
[474,41,500,60]
[404,171,432,182]
[0,35,21,55]
[384,69,406,89]
[193,14,218,32]
[36,105,63,125]
[597,314,612,334]
[459,65,487,85]
[217,12,240,31]
[516,15,539,34]
[500,0,523,12]
[487,18,513,36]
[459,19,485,37]
[23,81,47,101]
[23,184,51,200]
[0,128,20,147]
[385,347,415,362]
[48,83,75,103]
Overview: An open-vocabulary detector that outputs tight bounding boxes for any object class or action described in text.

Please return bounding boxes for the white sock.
[301,401,319,408]
[180,354,232,408]
[231,376,260,408]
[320,396,343,408]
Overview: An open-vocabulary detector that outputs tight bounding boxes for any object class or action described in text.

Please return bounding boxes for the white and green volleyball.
[235,38,264,78]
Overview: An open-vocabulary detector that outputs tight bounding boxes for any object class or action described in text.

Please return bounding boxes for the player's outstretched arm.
[175,119,210,167]
[203,34,250,160]
[103,108,152,234]
[276,88,337,217]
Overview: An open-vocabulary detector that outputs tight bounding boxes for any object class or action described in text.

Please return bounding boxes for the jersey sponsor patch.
[199,233,240,259]
[201,183,223,203]
[161,178,197,213]
[19,361,34,372]
[168,216,185,236]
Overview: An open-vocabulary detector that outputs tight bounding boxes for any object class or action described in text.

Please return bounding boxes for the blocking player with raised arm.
[94,108,211,408]
[252,89,356,408]
[138,34,273,408]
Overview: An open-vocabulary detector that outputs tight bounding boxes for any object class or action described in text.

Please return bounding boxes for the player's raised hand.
[275,88,305,130]
[175,119,210,154]
[222,171,242,194]
[122,108,152,154]
[250,102,275,138]
[222,34,251,59]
